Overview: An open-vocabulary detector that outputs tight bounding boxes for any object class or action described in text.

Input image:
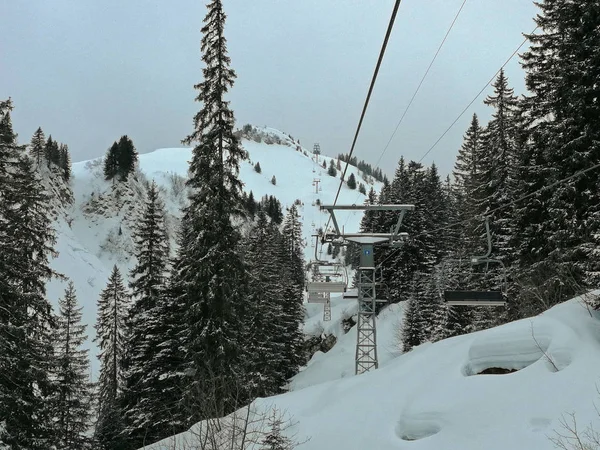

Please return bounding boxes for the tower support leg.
[355,243,378,374]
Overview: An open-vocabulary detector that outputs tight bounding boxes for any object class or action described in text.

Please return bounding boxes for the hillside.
[146,294,600,450]
[45,126,380,378]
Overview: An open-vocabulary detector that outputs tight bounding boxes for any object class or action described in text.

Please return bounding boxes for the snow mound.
[462,319,573,375]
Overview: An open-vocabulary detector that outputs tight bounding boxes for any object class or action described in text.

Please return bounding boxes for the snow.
[144,294,600,450]
[47,126,379,379]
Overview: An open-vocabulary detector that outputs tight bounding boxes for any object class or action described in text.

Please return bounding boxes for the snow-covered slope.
[146,294,600,450]
[46,126,380,378]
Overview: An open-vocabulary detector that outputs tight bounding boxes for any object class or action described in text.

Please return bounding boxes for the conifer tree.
[243,212,288,397]
[53,282,93,450]
[0,147,58,448]
[104,142,120,181]
[254,161,261,173]
[176,0,250,421]
[347,172,357,189]
[517,0,600,305]
[117,136,138,181]
[59,144,72,182]
[246,190,257,217]
[271,175,276,185]
[30,127,46,167]
[120,182,173,448]
[94,266,129,450]
[327,160,337,177]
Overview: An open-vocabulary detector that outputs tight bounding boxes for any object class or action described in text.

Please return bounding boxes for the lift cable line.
[375,159,600,270]
[343,0,469,230]
[417,24,539,164]
[324,0,404,235]
[373,0,468,170]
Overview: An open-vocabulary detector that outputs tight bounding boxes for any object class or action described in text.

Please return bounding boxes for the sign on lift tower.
[320,204,415,374]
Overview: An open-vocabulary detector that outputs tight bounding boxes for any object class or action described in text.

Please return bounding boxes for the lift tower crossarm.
[320,204,415,245]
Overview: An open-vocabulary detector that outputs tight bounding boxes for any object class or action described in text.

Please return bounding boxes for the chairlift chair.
[440,218,507,307]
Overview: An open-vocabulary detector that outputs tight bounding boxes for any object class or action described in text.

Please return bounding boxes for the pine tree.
[347,172,357,189]
[0,149,58,449]
[53,282,93,450]
[327,159,337,177]
[271,175,276,185]
[176,0,251,421]
[30,127,46,167]
[278,206,306,378]
[104,142,120,181]
[117,136,138,181]
[59,144,72,182]
[242,212,288,397]
[94,266,129,450]
[254,161,262,173]
[517,0,600,307]
[120,182,173,448]
[358,183,366,195]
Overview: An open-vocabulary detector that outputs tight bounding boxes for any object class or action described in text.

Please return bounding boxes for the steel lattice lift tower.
[320,203,414,374]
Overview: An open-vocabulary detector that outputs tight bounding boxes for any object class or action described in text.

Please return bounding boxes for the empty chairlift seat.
[444,290,505,306]
[306,281,347,293]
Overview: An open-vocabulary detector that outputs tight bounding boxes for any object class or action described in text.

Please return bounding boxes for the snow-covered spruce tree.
[117,135,138,181]
[347,172,357,189]
[176,0,250,422]
[44,135,60,168]
[59,143,72,182]
[30,126,46,167]
[0,124,58,449]
[327,159,337,177]
[282,205,304,289]
[52,281,93,450]
[94,265,129,450]
[104,142,120,181]
[469,69,520,327]
[277,206,306,379]
[516,0,600,307]
[120,181,173,449]
[242,211,288,397]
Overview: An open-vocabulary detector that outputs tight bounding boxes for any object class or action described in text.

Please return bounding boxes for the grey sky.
[1,0,538,177]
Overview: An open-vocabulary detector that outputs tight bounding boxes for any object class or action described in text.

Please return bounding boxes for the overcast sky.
[1,0,538,177]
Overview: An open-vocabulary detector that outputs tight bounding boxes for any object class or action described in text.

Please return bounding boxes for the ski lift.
[306,262,348,293]
[439,217,507,306]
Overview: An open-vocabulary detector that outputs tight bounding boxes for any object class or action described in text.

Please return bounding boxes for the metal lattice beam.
[356,267,377,374]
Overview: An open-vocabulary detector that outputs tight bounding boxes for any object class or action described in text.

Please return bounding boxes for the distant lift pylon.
[320,203,415,374]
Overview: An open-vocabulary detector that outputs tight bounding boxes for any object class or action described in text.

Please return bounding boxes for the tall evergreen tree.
[516,0,600,306]
[0,150,58,449]
[53,282,93,450]
[243,212,288,397]
[117,136,138,181]
[59,144,72,182]
[94,266,129,450]
[30,127,46,167]
[104,142,120,181]
[120,182,173,449]
[176,0,250,421]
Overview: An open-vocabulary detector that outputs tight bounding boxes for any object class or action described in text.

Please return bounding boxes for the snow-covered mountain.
[46,126,381,379]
